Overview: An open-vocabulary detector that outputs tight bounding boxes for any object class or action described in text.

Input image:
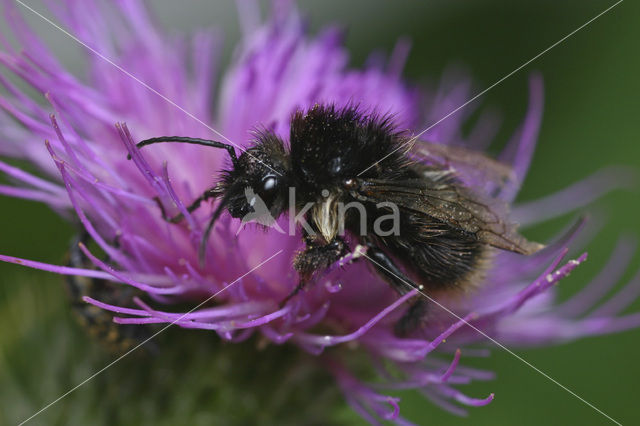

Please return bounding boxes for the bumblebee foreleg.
[280,238,348,307]
[154,186,221,224]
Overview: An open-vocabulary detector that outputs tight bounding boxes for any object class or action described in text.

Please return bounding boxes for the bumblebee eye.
[256,175,280,207]
[261,176,278,194]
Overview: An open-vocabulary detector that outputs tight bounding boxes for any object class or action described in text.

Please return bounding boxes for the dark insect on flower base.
[65,234,153,353]
[134,104,543,336]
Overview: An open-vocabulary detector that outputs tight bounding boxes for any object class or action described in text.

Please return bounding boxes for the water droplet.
[325,281,343,293]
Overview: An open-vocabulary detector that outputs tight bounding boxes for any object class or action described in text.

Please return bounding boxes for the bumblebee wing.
[409,141,515,198]
[350,176,542,255]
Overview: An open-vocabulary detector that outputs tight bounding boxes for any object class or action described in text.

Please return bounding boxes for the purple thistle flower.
[0,1,638,424]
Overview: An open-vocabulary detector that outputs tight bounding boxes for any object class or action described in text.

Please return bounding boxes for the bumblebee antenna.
[128,136,239,167]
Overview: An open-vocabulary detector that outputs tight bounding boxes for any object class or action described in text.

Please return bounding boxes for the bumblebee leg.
[154,187,220,223]
[363,244,429,336]
[280,238,348,307]
[364,245,420,295]
[279,280,307,308]
[394,299,429,337]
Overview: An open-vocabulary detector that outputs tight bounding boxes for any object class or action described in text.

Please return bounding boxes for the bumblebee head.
[131,133,291,264]
[221,132,291,221]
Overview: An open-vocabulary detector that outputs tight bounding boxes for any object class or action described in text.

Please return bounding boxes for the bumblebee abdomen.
[381,212,489,291]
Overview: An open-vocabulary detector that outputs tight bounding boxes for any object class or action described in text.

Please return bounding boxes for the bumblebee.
[133,104,541,335]
[65,234,152,353]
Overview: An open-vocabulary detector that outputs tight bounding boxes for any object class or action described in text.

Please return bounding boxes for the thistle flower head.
[1,1,639,424]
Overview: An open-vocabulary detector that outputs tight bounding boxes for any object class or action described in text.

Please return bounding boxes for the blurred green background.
[1,1,638,425]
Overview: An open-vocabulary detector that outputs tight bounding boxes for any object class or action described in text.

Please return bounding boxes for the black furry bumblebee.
[134,104,541,336]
